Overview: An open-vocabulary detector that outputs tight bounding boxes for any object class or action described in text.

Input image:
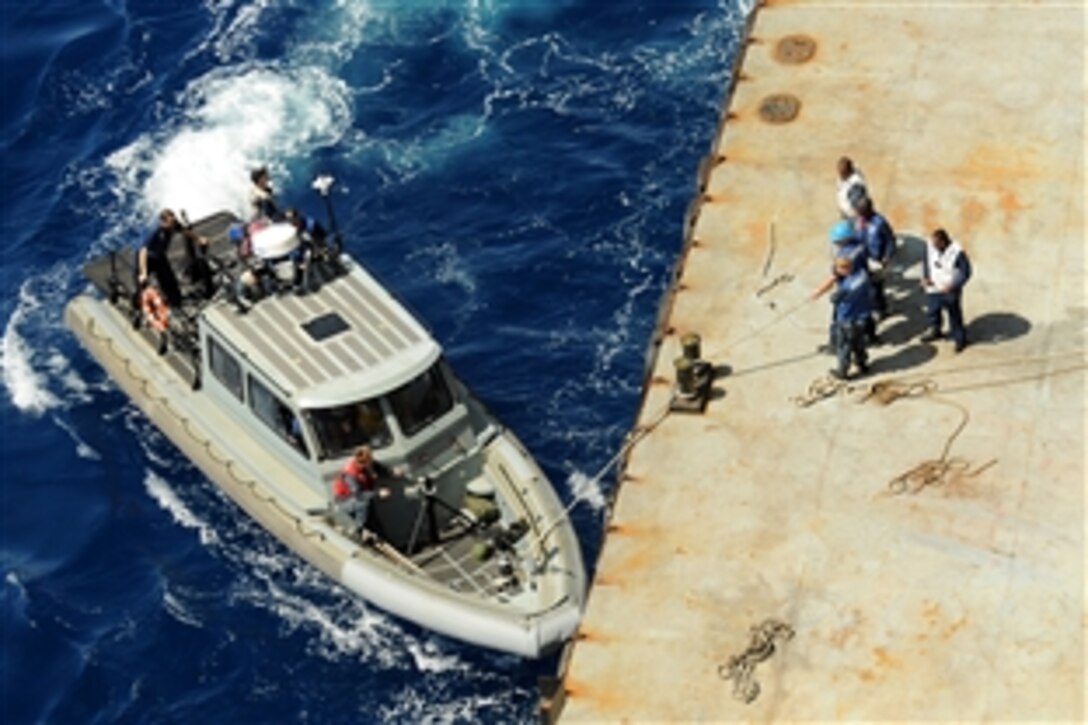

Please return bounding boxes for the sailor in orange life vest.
[333,445,403,538]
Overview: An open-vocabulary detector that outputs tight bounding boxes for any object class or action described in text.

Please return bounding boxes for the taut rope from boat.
[532,393,676,561]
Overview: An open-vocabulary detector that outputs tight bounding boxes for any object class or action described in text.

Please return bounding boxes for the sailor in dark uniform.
[137,209,208,308]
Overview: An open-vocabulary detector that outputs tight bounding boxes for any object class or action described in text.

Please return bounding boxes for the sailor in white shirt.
[921,228,972,352]
[836,156,867,219]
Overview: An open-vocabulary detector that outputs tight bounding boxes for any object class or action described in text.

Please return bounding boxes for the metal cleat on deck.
[670,332,713,413]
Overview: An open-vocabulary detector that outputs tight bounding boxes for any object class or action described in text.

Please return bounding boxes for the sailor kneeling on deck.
[332,445,404,540]
[228,221,308,301]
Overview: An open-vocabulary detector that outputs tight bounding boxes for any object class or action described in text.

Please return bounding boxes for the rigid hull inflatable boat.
[65,202,586,657]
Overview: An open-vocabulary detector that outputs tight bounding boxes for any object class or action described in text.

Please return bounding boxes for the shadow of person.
[966,312,1032,345]
[867,343,938,376]
[892,233,927,268]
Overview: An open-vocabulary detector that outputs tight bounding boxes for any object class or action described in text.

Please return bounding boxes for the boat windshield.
[389,364,454,437]
[309,399,392,458]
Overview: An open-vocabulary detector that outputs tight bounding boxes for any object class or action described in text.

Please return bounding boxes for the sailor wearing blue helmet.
[824,255,873,379]
[815,219,872,352]
[829,219,855,244]
[829,219,868,273]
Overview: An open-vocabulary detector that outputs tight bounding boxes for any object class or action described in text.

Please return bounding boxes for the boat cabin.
[198,268,475,487]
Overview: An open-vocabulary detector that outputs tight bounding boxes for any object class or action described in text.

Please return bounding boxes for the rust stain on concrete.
[997,187,1031,231]
[959,197,988,237]
[919,601,970,643]
[872,646,903,671]
[853,646,905,684]
[943,615,969,640]
[997,188,1028,213]
[957,142,1041,183]
[563,678,636,716]
[920,200,941,234]
[828,608,866,648]
[575,629,615,645]
[606,522,656,537]
[742,218,772,257]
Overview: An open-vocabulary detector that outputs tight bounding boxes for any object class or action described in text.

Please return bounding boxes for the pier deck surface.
[560,1,1085,721]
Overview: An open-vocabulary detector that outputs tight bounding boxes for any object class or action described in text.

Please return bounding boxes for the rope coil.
[718,618,795,704]
[791,376,857,408]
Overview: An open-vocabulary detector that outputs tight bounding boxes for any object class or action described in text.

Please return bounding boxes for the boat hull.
[65,294,584,657]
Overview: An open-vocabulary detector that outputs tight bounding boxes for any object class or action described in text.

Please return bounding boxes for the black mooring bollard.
[674,355,696,397]
[681,332,702,362]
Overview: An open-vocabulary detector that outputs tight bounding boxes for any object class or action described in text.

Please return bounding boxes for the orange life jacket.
[333,458,378,499]
[140,286,170,332]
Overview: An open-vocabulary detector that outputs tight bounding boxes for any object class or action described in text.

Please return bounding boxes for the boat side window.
[310,399,391,459]
[208,336,243,400]
[248,376,308,458]
[389,365,454,437]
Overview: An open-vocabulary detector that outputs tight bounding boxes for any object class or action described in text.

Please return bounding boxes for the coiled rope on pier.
[885,390,996,495]
[718,618,795,704]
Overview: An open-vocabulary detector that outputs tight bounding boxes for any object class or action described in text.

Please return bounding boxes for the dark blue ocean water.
[1,1,745,721]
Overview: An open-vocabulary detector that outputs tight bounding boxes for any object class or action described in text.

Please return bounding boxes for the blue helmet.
[228,224,246,243]
[829,220,855,244]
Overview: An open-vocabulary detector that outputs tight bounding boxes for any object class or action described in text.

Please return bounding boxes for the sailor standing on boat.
[249,166,279,221]
[283,207,328,291]
[333,446,398,539]
[137,209,208,308]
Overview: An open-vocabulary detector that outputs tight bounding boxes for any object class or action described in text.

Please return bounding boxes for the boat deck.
[410,527,511,598]
[82,212,240,383]
[558,2,1085,721]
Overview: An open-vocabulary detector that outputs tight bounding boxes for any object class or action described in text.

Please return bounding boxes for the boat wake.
[142,462,485,676]
[106,63,353,223]
[143,471,221,547]
[2,276,65,415]
[1,269,113,466]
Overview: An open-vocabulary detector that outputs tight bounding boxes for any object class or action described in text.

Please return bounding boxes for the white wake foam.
[2,278,63,415]
[566,468,607,512]
[163,589,204,629]
[51,415,101,460]
[107,64,352,221]
[381,690,508,723]
[409,240,479,298]
[233,561,405,669]
[144,471,221,546]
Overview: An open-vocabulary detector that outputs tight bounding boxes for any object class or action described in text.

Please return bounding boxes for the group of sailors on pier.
[811,157,972,380]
